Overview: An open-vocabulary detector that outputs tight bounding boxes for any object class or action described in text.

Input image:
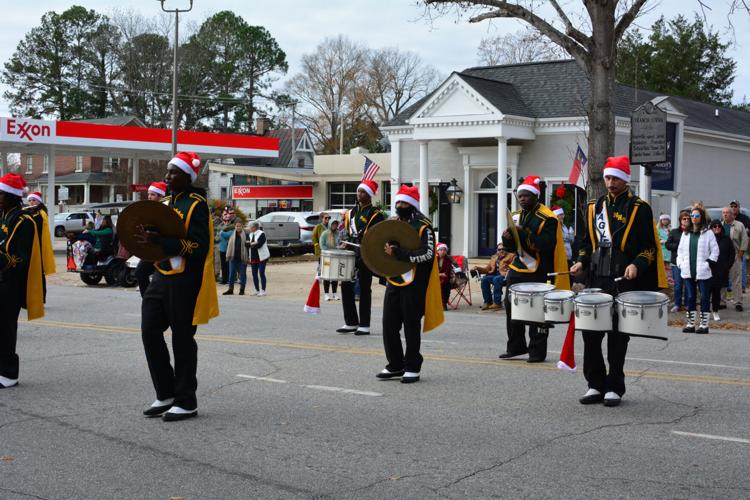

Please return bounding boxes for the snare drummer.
[499,175,570,363]
[338,179,386,335]
[570,156,667,407]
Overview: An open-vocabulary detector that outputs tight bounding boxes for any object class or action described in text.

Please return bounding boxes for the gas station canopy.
[0,116,279,160]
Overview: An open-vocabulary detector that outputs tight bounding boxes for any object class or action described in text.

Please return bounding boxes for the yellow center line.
[21,319,750,388]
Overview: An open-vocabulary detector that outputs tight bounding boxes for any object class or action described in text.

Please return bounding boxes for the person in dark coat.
[708,219,735,321]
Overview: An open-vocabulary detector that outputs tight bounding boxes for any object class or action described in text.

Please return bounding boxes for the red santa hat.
[437,242,448,252]
[557,312,577,373]
[603,155,631,182]
[148,182,167,197]
[0,173,27,197]
[27,191,44,204]
[168,151,201,182]
[394,184,420,210]
[303,277,321,314]
[357,179,378,198]
[517,175,541,197]
[551,205,565,217]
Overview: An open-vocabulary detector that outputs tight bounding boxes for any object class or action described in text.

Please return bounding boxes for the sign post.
[630,102,667,204]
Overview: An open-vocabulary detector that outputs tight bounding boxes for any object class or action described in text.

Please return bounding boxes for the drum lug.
[575,308,579,318]
[513,295,518,306]
[622,306,626,319]
[529,296,534,309]
[594,308,597,320]
[659,306,663,319]
[543,304,547,313]
[641,307,644,320]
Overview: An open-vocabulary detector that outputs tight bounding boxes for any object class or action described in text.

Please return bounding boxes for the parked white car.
[53,211,96,236]
[253,211,321,253]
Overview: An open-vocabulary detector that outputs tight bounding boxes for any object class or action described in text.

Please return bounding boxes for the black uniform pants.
[581,277,630,396]
[503,275,549,360]
[382,284,425,373]
[141,272,200,410]
[0,282,22,380]
[136,260,155,298]
[341,261,373,328]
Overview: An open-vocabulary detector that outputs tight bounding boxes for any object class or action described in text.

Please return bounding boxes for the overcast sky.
[1,0,749,117]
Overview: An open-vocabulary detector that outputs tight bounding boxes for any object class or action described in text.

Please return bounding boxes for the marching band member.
[338,179,385,335]
[136,152,219,421]
[499,175,570,363]
[570,156,666,407]
[0,173,44,388]
[135,182,168,297]
[378,185,443,383]
[25,191,56,302]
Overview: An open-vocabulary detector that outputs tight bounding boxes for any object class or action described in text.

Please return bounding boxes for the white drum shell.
[574,293,613,332]
[320,250,356,281]
[616,292,669,337]
[510,283,556,324]
[543,291,576,324]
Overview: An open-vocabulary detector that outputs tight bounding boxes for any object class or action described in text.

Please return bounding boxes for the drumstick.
[614,276,625,282]
[342,241,360,248]
[547,272,571,276]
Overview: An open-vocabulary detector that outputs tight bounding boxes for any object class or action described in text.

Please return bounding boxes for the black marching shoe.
[579,388,604,405]
[143,398,174,417]
[498,350,528,360]
[401,372,420,384]
[0,376,19,389]
[603,392,622,407]
[376,369,405,379]
[336,325,358,334]
[354,327,371,336]
[162,407,198,422]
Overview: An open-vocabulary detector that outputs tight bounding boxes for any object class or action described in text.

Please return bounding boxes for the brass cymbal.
[360,219,421,278]
[117,200,186,262]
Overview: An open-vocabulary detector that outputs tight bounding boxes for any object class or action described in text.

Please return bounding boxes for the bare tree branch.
[549,0,592,47]
[614,0,650,41]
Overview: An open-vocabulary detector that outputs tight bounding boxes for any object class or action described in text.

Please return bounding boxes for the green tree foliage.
[617,15,736,106]
[2,5,113,119]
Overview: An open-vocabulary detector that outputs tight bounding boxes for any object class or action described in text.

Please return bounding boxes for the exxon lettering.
[7,119,51,141]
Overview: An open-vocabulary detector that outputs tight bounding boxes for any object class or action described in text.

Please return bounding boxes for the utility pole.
[158,0,194,157]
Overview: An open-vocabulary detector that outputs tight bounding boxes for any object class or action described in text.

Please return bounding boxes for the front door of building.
[477,192,513,256]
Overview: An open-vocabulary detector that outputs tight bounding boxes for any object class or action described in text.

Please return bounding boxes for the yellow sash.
[192,214,219,325]
[39,211,56,274]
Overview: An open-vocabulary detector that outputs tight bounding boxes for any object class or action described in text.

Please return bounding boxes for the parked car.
[253,211,320,253]
[682,206,750,222]
[53,211,96,237]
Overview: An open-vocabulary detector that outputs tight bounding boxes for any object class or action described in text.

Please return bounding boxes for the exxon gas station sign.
[1,118,55,143]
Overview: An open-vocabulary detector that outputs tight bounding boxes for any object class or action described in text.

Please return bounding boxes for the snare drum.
[320,250,356,281]
[615,291,669,338]
[509,283,556,324]
[579,288,603,294]
[574,292,613,332]
[543,290,576,324]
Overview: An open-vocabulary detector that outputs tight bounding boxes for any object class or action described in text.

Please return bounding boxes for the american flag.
[362,156,380,181]
[567,144,587,187]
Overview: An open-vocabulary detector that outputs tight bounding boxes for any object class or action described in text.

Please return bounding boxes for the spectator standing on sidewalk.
[722,206,748,311]
[666,211,690,312]
[319,219,341,301]
[708,219,735,321]
[248,222,270,296]
[730,200,750,293]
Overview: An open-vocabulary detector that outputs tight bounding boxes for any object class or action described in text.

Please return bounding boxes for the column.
[497,138,508,242]
[510,152,519,212]
[47,146,56,229]
[639,165,651,206]
[0,149,7,175]
[419,141,429,214]
[462,158,471,258]
[84,183,90,205]
[131,157,140,201]
[109,184,115,203]
[670,193,681,223]
[390,139,400,214]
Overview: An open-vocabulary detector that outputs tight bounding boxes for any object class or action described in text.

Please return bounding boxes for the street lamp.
[158,0,194,157]
[446,178,463,204]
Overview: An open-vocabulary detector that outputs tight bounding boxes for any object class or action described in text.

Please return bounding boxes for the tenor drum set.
[508,281,670,340]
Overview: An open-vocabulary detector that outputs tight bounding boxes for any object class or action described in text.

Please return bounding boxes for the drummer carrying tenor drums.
[570,156,667,407]
[499,176,570,363]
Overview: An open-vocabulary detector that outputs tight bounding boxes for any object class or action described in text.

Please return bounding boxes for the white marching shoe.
[603,391,622,407]
[0,375,19,388]
[324,294,331,301]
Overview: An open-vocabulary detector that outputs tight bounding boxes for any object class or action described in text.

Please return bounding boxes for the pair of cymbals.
[360,219,421,278]
[117,201,186,262]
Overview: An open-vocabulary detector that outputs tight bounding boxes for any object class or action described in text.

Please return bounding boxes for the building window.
[381,181,391,208]
[75,156,83,172]
[220,187,228,200]
[104,157,118,173]
[297,157,305,167]
[42,155,49,174]
[26,155,33,174]
[328,182,359,209]
[480,172,513,190]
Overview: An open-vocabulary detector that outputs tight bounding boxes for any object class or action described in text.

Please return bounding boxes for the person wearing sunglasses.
[677,206,719,334]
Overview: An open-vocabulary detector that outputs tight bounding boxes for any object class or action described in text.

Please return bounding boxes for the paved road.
[2,284,750,499]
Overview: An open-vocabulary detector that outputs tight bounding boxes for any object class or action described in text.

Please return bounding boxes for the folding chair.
[448,255,472,310]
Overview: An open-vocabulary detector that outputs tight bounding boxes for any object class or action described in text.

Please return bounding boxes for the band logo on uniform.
[595,204,613,245]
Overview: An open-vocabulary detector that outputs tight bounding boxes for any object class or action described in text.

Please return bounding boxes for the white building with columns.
[382,60,750,257]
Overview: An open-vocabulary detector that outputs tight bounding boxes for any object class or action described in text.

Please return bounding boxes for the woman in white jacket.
[677,206,719,333]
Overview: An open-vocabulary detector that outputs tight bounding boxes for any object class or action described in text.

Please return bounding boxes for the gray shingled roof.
[385,59,750,138]
[76,116,147,127]
[234,128,308,168]
[457,73,532,117]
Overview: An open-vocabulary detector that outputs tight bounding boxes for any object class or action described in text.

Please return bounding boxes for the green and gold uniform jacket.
[345,203,386,246]
[577,190,661,291]
[0,206,37,297]
[388,212,435,288]
[155,190,210,276]
[503,202,559,281]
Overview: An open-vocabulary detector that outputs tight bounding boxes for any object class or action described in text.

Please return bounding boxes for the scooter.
[119,255,140,288]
